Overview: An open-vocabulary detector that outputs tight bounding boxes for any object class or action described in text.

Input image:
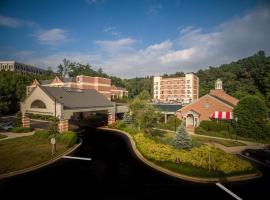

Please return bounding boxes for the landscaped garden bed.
[110,121,256,178]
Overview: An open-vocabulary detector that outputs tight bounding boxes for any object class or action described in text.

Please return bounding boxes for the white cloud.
[12,7,270,78]
[0,15,37,28]
[34,28,71,45]
[94,38,136,53]
[103,26,121,36]
[147,4,163,16]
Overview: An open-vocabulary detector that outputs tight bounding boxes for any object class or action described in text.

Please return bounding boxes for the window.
[31,100,46,109]
[204,103,209,109]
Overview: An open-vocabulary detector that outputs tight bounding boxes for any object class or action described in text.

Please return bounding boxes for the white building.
[153,73,199,104]
[0,61,46,76]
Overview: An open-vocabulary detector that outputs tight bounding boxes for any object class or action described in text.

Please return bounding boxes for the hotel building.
[153,73,199,104]
[0,61,46,76]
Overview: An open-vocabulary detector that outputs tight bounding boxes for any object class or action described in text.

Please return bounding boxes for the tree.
[128,98,160,130]
[172,122,192,150]
[233,95,268,139]
[137,90,151,100]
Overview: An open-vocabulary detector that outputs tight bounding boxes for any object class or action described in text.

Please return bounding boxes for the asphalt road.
[0,128,269,199]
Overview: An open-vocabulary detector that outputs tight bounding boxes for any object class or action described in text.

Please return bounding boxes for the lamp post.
[175,112,177,132]
[235,116,238,142]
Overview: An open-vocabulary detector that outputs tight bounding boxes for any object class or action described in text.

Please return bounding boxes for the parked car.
[243,149,270,165]
[1,121,13,131]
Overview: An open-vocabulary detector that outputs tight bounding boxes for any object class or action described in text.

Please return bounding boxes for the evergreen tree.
[172,122,192,150]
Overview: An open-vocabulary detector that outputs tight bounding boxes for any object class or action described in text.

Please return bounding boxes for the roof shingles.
[40,86,113,109]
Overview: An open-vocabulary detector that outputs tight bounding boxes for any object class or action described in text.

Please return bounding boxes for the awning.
[209,111,233,120]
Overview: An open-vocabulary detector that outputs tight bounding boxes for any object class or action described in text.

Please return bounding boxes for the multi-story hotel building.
[27,75,128,100]
[0,61,46,76]
[153,73,199,104]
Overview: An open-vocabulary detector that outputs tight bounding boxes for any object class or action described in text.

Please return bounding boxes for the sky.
[0,0,270,78]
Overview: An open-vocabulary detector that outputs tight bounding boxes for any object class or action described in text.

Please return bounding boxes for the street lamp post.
[175,112,176,132]
[235,116,238,142]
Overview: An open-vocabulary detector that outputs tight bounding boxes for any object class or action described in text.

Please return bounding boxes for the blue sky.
[0,0,270,78]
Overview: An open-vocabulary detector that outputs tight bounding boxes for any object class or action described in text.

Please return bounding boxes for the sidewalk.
[0,131,35,141]
[188,131,269,154]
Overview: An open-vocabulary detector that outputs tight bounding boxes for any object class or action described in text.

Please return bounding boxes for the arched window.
[31,100,46,109]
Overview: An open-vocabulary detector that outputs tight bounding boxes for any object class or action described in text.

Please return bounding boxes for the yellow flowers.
[134,133,253,174]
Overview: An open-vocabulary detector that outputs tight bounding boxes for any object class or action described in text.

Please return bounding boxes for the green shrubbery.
[34,130,50,138]
[199,120,235,133]
[59,131,78,147]
[158,116,182,131]
[234,95,269,139]
[134,133,253,174]
[11,127,32,133]
[34,130,78,147]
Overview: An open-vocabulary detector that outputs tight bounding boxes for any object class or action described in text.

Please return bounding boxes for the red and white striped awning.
[209,111,233,120]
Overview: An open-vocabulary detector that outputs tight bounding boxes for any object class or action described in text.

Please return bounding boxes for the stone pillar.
[108,112,116,125]
[58,119,69,133]
[22,113,30,128]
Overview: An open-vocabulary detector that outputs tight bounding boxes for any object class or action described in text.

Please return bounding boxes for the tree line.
[0,50,269,115]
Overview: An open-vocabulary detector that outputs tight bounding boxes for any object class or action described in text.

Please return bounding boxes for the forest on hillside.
[0,51,269,114]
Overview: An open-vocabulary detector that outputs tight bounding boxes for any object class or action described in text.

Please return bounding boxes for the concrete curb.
[100,127,262,183]
[0,138,82,180]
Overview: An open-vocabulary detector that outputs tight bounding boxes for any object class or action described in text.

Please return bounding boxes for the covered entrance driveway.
[21,85,115,133]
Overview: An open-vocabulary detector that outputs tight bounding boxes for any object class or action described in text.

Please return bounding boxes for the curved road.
[0,128,269,199]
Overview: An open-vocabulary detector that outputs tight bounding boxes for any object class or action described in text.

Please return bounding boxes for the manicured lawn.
[0,134,7,139]
[0,136,69,174]
[191,135,246,147]
[196,129,270,144]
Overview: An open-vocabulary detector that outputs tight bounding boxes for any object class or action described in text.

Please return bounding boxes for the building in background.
[27,75,128,100]
[176,79,239,132]
[111,85,128,100]
[153,73,199,104]
[0,61,46,76]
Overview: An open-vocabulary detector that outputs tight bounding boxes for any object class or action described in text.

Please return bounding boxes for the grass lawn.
[0,136,69,174]
[0,134,7,139]
[196,129,270,144]
[191,135,246,147]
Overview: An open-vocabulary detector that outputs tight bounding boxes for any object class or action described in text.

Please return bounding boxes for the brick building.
[176,79,239,131]
[153,73,199,104]
[111,85,128,100]
[27,75,113,100]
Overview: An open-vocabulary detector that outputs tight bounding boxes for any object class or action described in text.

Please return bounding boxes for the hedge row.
[11,127,32,133]
[199,120,235,134]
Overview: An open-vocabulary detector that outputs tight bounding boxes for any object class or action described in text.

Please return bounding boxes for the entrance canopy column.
[22,113,30,128]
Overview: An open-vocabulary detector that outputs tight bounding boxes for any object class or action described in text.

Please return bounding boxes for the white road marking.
[238,154,270,168]
[62,156,92,161]
[216,183,242,200]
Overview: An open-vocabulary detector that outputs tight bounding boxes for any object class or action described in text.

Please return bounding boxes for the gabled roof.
[209,89,239,107]
[39,86,113,109]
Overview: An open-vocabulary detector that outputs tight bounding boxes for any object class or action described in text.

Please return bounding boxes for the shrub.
[199,120,233,133]
[158,116,182,131]
[60,131,78,147]
[34,130,50,138]
[11,127,32,133]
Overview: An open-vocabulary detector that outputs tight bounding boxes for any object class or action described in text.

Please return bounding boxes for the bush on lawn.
[158,115,182,131]
[34,130,50,138]
[59,131,78,147]
[11,127,32,133]
[134,133,253,174]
